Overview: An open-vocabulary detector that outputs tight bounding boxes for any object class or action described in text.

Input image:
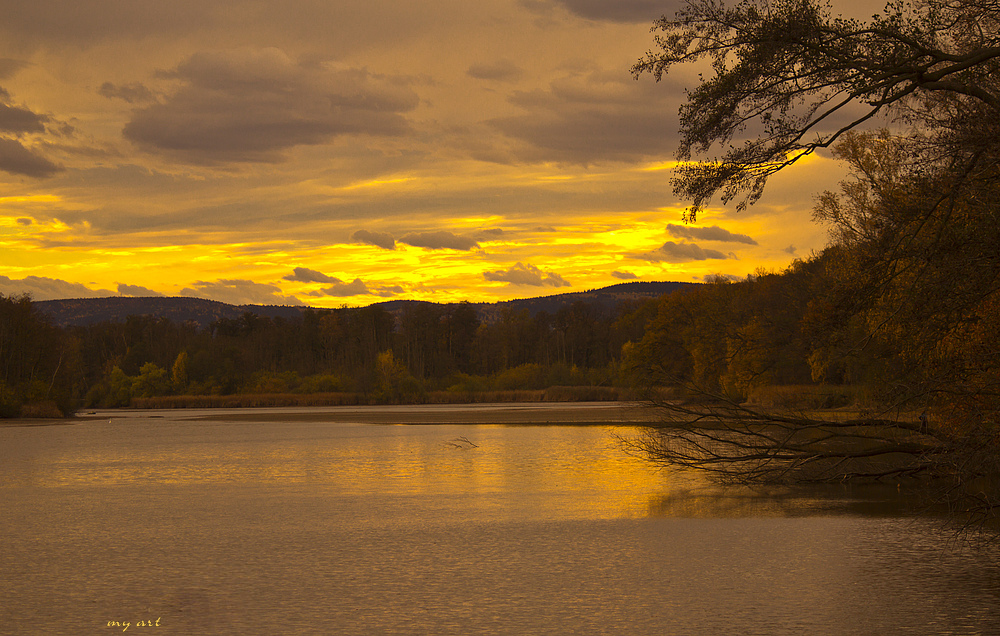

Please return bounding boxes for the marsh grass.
[130,385,633,409]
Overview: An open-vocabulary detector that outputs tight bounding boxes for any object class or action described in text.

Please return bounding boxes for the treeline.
[0,294,660,414]
[624,138,1000,448]
[4,186,996,426]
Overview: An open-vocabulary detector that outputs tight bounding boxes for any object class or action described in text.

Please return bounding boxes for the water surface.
[2,405,998,634]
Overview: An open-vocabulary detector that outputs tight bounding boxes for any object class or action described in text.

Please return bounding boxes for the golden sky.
[0,0,881,307]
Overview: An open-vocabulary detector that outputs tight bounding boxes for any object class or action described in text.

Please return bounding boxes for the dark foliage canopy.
[633,0,1000,219]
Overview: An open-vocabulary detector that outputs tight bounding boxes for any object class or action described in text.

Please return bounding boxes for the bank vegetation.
[626,0,1000,537]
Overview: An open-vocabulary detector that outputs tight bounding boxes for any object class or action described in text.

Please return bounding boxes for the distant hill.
[35,281,698,329]
[35,296,307,329]
[480,281,696,322]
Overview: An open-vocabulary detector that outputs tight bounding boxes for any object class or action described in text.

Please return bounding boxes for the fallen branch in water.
[445,436,479,449]
[621,386,1000,541]
[621,389,947,485]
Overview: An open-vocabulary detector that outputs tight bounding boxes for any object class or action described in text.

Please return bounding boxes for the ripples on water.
[2,406,998,635]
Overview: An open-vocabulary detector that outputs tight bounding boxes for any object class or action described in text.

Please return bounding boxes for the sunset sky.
[0,0,883,307]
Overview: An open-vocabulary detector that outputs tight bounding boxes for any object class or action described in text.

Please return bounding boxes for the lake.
[2,404,999,635]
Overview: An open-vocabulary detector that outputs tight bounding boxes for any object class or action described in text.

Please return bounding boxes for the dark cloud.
[483,262,571,287]
[399,231,479,251]
[488,67,683,164]
[0,138,63,177]
[0,275,113,300]
[784,245,798,254]
[181,278,303,305]
[123,48,419,163]
[117,283,164,297]
[98,81,156,104]
[547,0,669,22]
[467,59,523,82]
[0,1,447,54]
[352,229,396,250]
[283,267,341,284]
[665,223,757,245]
[0,1,221,43]
[16,217,31,225]
[635,241,730,263]
[0,102,47,133]
[612,270,637,280]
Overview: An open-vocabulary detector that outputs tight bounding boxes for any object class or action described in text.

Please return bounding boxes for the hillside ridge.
[34,281,698,328]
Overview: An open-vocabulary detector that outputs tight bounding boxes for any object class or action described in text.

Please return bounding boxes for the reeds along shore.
[129,385,632,409]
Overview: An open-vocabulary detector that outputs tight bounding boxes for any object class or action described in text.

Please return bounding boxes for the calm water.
[2,405,999,635]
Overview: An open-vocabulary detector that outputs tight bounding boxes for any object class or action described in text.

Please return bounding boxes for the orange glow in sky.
[0,0,852,307]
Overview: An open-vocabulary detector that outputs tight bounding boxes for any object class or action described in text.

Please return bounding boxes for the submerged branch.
[623,391,947,484]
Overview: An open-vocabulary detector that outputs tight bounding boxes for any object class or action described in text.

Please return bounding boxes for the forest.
[0,219,987,422]
[0,292,663,415]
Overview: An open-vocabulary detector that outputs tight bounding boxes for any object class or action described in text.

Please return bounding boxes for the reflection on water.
[646,482,926,519]
[1,407,999,635]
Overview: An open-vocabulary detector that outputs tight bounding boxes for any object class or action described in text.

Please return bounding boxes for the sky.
[0,0,884,307]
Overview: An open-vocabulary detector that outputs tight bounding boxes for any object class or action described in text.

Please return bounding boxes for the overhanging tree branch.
[632,0,1000,219]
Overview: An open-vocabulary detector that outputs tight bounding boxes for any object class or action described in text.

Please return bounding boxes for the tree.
[132,362,170,398]
[0,293,80,416]
[171,351,189,393]
[632,0,1000,219]
[374,351,422,403]
[630,0,1000,535]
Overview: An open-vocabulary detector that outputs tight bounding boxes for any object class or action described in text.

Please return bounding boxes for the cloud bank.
[488,67,682,163]
[0,275,113,300]
[547,0,669,22]
[123,48,419,163]
[0,88,62,177]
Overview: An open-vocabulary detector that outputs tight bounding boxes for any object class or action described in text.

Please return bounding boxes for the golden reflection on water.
[2,409,920,522]
[10,416,679,521]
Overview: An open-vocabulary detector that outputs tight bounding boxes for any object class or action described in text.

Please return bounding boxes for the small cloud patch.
[352,229,396,250]
[117,283,164,297]
[484,262,571,287]
[399,231,479,251]
[181,279,302,306]
[318,278,401,298]
[467,59,523,82]
[284,267,341,284]
[98,81,157,104]
[635,241,730,263]
[665,223,757,245]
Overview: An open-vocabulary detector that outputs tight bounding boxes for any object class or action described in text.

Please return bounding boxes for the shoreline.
[1,401,663,427]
